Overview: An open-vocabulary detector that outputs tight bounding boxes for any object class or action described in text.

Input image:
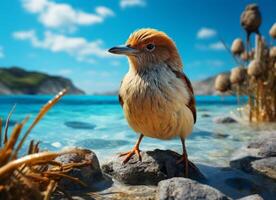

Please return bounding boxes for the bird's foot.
[176,155,198,178]
[119,145,142,164]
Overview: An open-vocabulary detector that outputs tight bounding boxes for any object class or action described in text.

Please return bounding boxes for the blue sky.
[0,0,275,93]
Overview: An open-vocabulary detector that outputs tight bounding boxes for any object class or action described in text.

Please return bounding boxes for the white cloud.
[197,27,217,39]
[95,6,114,17]
[22,0,48,13]
[209,42,224,50]
[0,46,4,58]
[13,30,114,63]
[22,0,114,32]
[120,0,146,8]
[195,41,225,51]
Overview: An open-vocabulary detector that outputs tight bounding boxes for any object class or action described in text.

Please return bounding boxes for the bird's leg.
[176,138,198,177]
[119,134,144,164]
[176,138,189,177]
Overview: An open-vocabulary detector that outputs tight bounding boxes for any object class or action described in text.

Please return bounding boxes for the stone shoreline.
[53,131,276,200]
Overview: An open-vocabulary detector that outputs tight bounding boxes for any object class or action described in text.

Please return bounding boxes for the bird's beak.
[108,45,139,56]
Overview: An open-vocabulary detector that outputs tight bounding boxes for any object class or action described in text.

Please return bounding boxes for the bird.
[108,28,197,177]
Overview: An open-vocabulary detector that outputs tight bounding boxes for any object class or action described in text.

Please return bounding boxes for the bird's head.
[108,28,182,71]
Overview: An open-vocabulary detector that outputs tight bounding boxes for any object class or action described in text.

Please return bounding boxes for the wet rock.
[214,132,229,139]
[230,132,276,182]
[202,113,211,118]
[230,156,259,173]
[237,194,264,200]
[102,149,205,185]
[55,148,103,191]
[251,157,276,180]
[214,116,237,123]
[247,133,276,157]
[65,121,96,130]
[156,177,230,200]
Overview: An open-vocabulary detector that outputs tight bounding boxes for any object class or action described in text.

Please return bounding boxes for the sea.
[0,95,275,166]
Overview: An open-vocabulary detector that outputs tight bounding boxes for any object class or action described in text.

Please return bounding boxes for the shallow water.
[0,95,275,166]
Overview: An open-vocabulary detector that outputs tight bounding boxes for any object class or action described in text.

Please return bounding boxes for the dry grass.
[215,4,276,122]
[0,89,90,200]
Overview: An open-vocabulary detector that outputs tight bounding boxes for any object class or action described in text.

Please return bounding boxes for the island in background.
[0,66,225,95]
[0,67,85,95]
[94,74,224,96]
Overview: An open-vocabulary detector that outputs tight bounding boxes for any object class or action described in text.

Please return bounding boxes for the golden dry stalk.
[231,38,245,55]
[230,66,246,84]
[0,89,90,200]
[215,74,231,92]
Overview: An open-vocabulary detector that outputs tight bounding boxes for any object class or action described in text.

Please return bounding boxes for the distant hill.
[0,67,85,94]
[193,72,230,95]
[95,74,223,96]
[192,75,217,95]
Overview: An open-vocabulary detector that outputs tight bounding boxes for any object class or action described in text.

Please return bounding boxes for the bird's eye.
[146,43,155,52]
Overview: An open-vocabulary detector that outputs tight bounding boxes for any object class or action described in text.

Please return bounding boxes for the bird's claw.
[176,154,198,177]
[119,146,142,164]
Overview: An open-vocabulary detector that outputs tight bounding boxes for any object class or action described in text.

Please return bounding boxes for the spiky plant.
[0,89,89,200]
[215,4,276,122]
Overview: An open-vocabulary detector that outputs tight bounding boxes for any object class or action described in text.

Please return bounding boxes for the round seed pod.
[269,23,276,39]
[247,60,264,77]
[240,4,262,34]
[230,66,246,84]
[269,47,276,58]
[215,74,231,92]
[231,38,245,55]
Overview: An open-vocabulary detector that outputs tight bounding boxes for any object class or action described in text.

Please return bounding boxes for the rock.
[214,117,237,123]
[55,148,103,190]
[230,132,276,182]
[64,121,96,130]
[237,194,264,200]
[156,177,231,200]
[247,133,276,157]
[102,149,205,185]
[230,156,259,173]
[202,114,211,118]
[251,157,276,180]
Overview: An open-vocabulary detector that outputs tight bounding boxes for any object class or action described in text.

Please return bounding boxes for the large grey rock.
[156,177,231,200]
[237,194,264,200]
[247,133,276,157]
[251,157,276,180]
[230,132,276,182]
[55,148,103,190]
[102,149,205,185]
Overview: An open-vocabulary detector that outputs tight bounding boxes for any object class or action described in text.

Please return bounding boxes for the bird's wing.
[118,81,124,107]
[172,70,197,123]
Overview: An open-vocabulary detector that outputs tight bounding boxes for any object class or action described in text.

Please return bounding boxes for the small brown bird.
[108,28,196,176]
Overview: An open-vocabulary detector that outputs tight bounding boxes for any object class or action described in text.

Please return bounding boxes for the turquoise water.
[0,95,274,166]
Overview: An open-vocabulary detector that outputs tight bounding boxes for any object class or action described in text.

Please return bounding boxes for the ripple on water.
[76,138,130,149]
[64,121,96,130]
[1,120,17,126]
